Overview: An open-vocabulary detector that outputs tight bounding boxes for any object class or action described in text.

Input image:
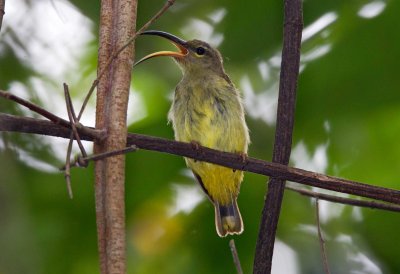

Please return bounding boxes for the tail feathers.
[214,200,243,237]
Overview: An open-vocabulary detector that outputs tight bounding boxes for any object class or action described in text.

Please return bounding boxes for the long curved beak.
[134,30,188,66]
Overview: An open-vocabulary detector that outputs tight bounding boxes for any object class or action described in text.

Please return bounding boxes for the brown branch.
[62,145,138,168]
[253,0,303,273]
[0,0,5,33]
[91,2,174,267]
[2,113,400,206]
[93,2,174,271]
[94,0,140,272]
[78,0,175,122]
[94,1,113,271]
[63,84,87,196]
[64,133,74,199]
[103,0,175,68]
[63,83,88,198]
[0,90,71,128]
[64,84,87,158]
[83,145,137,162]
[97,0,175,81]
[0,90,103,140]
[229,239,243,274]
[286,186,400,213]
[316,199,331,274]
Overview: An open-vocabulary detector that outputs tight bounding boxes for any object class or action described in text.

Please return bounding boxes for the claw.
[233,152,248,172]
[190,140,201,150]
[190,140,202,162]
[239,152,248,164]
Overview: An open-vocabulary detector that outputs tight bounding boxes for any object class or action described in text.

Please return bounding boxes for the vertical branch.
[104,1,137,272]
[95,0,137,273]
[253,0,303,273]
[229,239,244,274]
[316,199,331,274]
[0,0,5,32]
[94,1,113,272]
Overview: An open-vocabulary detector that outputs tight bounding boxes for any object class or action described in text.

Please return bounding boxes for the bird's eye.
[196,47,206,56]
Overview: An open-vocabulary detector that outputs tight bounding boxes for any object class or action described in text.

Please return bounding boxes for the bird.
[136,30,250,237]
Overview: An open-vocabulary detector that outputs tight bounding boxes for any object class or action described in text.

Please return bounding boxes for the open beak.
[134,30,188,66]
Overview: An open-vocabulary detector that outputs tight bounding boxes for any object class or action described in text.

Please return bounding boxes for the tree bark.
[2,114,400,206]
[95,0,137,273]
[253,0,303,273]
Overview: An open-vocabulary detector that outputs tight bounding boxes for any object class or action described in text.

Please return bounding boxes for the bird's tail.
[214,200,243,237]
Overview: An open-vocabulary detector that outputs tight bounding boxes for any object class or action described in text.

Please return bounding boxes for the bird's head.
[136,30,225,76]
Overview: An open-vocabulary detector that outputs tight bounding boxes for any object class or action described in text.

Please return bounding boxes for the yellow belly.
[186,159,244,205]
[171,87,248,205]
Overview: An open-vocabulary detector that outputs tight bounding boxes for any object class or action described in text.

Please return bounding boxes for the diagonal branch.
[253,0,303,273]
[2,113,400,206]
[286,186,400,213]
[63,83,88,198]
[77,0,175,123]
[0,90,71,128]
[0,90,103,140]
[64,84,87,158]
[229,239,243,274]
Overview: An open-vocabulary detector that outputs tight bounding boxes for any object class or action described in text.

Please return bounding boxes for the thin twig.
[63,83,91,198]
[64,136,74,199]
[64,83,87,158]
[2,114,400,206]
[136,0,175,35]
[316,199,331,274]
[81,145,137,162]
[77,0,175,120]
[229,239,243,274]
[61,145,138,169]
[0,0,5,33]
[0,90,71,128]
[286,185,400,213]
[0,90,103,140]
[65,85,78,124]
[64,86,76,198]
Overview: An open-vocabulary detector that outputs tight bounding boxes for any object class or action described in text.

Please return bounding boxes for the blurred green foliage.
[1,0,400,273]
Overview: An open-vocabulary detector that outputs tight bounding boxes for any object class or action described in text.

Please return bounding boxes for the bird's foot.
[190,140,201,150]
[239,152,248,164]
[190,140,202,162]
[233,152,248,172]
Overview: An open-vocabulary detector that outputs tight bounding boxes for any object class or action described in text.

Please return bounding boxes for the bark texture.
[253,0,303,273]
[94,0,137,273]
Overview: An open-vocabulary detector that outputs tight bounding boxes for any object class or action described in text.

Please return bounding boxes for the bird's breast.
[170,81,247,153]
